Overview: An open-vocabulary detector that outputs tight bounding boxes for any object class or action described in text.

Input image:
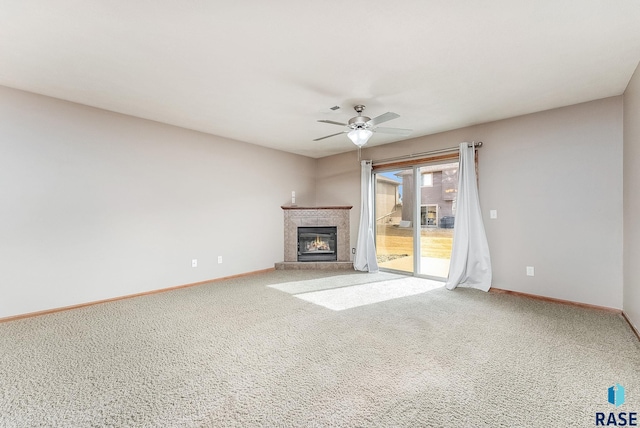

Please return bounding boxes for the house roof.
[376,175,402,186]
[1,1,639,158]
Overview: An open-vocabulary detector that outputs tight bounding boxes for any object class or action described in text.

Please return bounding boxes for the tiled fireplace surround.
[275,206,354,270]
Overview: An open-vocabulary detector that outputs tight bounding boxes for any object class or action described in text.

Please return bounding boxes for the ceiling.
[2,1,639,158]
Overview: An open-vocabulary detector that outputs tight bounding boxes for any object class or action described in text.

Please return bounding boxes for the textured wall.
[624,62,640,330]
[1,84,629,318]
[317,97,624,308]
[0,86,317,318]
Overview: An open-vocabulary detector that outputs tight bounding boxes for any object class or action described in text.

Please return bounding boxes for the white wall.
[317,97,624,309]
[0,86,317,319]
[624,62,640,331]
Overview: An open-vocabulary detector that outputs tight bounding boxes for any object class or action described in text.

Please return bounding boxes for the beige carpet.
[1,270,638,427]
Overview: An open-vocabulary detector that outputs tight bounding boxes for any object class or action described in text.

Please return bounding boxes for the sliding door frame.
[374,165,415,276]
[374,152,463,280]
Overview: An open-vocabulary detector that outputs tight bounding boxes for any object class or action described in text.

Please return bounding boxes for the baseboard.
[489,287,621,314]
[489,287,640,343]
[0,267,275,324]
[622,312,640,342]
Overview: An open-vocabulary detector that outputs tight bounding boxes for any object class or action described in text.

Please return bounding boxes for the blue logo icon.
[608,384,625,408]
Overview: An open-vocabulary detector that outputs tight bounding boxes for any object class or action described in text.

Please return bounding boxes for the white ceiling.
[2,1,639,158]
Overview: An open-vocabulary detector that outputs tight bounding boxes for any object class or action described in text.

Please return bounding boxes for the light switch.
[490,210,498,219]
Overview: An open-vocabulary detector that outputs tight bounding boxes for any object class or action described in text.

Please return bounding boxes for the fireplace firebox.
[297,227,337,262]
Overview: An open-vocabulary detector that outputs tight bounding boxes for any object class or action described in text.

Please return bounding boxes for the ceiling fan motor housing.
[348,115,371,129]
[313,104,410,142]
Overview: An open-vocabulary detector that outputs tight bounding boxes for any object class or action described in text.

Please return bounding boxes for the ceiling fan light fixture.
[315,105,410,144]
[348,128,373,147]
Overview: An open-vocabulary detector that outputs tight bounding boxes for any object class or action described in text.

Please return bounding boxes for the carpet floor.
[1,270,638,427]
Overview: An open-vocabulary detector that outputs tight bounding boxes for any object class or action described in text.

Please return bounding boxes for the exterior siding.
[401,168,458,226]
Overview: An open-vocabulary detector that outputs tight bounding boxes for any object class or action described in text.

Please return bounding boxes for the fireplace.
[276,205,352,270]
[298,226,337,262]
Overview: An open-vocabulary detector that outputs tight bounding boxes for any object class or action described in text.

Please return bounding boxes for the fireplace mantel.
[276,205,353,270]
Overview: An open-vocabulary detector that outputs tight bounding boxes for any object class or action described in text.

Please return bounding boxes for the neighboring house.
[375,175,402,225]
[396,162,459,228]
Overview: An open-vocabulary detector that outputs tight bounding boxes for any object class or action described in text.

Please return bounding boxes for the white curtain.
[354,160,379,273]
[445,142,492,291]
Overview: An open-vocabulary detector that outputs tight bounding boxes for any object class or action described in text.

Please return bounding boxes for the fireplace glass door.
[298,227,337,262]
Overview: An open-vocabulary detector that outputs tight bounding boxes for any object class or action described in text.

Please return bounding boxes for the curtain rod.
[371,141,483,165]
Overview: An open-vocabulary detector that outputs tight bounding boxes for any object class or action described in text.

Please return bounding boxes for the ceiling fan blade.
[367,112,400,126]
[313,131,348,141]
[318,120,348,126]
[373,127,412,136]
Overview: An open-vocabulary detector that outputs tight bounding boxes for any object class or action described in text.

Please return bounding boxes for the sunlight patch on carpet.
[268,272,404,295]
[270,275,444,310]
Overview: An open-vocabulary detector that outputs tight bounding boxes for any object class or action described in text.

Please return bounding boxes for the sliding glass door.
[374,168,413,273]
[416,162,458,278]
[374,160,459,279]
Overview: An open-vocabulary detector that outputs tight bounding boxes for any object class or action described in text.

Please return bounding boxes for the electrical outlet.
[526,266,534,276]
[192,259,198,268]
[217,256,223,264]
[352,248,356,254]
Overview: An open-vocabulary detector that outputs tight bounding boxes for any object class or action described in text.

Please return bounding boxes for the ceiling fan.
[313,105,412,147]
